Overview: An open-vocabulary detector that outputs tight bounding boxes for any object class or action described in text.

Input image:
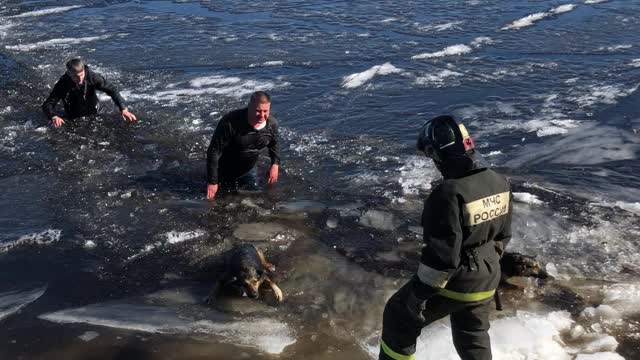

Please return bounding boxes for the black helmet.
[417,115,475,163]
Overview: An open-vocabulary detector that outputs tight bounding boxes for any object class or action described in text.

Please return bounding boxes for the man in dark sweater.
[206,91,280,200]
[42,58,137,127]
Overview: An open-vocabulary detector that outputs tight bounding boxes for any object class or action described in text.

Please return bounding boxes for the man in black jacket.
[42,58,137,127]
[206,91,280,200]
[379,115,512,360]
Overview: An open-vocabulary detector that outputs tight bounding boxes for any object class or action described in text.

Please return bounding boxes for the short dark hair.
[249,91,271,105]
[66,58,84,72]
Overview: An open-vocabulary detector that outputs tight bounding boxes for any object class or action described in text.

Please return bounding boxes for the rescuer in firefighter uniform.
[379,115,512,360]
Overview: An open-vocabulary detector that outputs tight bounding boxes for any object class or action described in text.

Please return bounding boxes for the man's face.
[67,68,85,85]
[248,101,270,128]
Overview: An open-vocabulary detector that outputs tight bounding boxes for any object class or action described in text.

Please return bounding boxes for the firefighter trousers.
[379,281,492,360]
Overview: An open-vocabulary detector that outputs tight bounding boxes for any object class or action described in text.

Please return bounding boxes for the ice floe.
[165,230,206,244]
[8,5,83,18]
[0,286,46,321]
[276,200,327,214]
[415,21,464,33]
[501,4,577,30]
[513,192,544,205]
[39,300,295,354]
[78,331,100,342]
[591,201,640,216]
[359,209,399,230]
[341,63,403,89]
[506,123,638,166]
[596,45,632,52]
[249,61,284,68]
[573,83,639,107]
[122,76,287,102]
[1,229,62,252]
[412,44,472,60]
[233,222,291,241]
[414,69,463,87]
[365,310,623,359]
[5,35,111,51]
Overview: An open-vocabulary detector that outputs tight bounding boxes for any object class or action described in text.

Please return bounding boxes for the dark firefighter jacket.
[42,65,126,120]
[417,168,512,302]
[206,108,280,185]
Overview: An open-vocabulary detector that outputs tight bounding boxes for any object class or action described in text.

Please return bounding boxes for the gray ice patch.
[0,286,46,321]
[276,200,327,214]
[39,297,295,354]
[359,209,399,230]
[233,222,291,241]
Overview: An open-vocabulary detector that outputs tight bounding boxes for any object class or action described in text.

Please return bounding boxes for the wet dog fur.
[206,244,283,305]
[500,251,552,288]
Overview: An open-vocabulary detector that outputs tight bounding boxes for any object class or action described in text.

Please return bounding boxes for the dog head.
[501,252,551,279]
[228,266,268,299]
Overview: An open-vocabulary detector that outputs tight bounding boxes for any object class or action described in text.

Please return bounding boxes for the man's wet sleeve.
[42,78,67,119]
[420,184,463,278]
[267,121,280,165]
[206,117,233,184]
[94,73,126,111]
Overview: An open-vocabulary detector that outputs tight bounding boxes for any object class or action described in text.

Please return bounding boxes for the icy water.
[1,1,639,359]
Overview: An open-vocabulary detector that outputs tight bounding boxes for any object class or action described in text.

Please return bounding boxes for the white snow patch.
[123,77,286,102]
[359,210,399,230]
[581,335,619,353]
[552,4,578,14]
[8,5,83,18]
[574,84,639,107]
[601,283,640,314]
[126,242,162,262]
[0,22,15,37]
[6,35,111,51]
[249,61,284,68]
[365,311,603,360]
[341,63,403,89]
[1,229,62,252]
[591,201,640,215]
[502,4,577,30]
[470,36,494,47]
[513,192,544,205]
[412,44,472,59]
[502,12,548,30]
[416,21,464,32]
[397,155,439,195]
[414,69,463,87]
[78,331,100,342]
[596,44,632,52]
[0,106,13,115]
[576,354,624,360]
[189,75,242,88]
[165,230,206,244]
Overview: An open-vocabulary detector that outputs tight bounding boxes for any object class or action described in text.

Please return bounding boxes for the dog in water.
[500,251,552,286]
[206,244,284,305]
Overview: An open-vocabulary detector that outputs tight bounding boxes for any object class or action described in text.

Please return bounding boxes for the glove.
[406,276,438,324]
[494,241,504,258]
[406,287,427,324]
